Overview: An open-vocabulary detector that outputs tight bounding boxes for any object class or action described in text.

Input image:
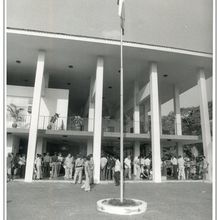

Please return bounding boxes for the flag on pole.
[117,0,125,35]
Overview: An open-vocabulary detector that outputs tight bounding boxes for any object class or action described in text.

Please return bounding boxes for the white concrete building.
[6,0,213,183]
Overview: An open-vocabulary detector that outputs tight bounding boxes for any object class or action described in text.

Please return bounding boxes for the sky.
[161,77,212,116]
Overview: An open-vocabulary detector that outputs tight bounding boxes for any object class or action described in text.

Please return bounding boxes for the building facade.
[6,0,213,183]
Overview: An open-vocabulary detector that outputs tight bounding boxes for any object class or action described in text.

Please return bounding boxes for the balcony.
[6,115,93,132]
[7,115,150,134]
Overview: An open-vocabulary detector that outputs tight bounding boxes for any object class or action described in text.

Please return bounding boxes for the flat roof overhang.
[7,128,93,140]
[7,128,202,144]
[7,29,212,115]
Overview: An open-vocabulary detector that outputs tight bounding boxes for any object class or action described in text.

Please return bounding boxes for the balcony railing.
[7,115,93,132]
[7,115,150,134]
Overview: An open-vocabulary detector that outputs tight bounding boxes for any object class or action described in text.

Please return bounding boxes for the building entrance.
[46,140,87,157]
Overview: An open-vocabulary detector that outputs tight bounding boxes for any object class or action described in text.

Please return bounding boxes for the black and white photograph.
[1,0,219,219]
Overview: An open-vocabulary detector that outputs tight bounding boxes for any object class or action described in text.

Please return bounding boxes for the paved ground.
[7,181,212,220]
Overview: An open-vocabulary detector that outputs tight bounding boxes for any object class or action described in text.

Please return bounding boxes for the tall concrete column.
[133,80,140,158]
[87,76,95,154]
[144,103,149,134]
[25,51,45,182]
[197,69,212,181]
[133,80,140,133]
[134,141,140,158]
[41,73,49,97]
[88,76,95,132]
[173,86,182,135]
[177,143,184,156]
[159,99,162,134]
[149,62,161,182]
[93,57,104,184]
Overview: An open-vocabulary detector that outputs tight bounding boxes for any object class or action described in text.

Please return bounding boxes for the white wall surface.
[7,134,20,154]
[7,0,212,53]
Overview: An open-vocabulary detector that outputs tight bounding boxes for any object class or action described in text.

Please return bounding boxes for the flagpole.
[120,26,124,203]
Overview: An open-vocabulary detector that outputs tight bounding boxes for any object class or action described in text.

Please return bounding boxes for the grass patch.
[107,199,139,207]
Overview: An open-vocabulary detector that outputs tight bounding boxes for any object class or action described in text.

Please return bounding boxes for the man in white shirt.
[171,155,178,179]
[177,155,185,180]
[124,155,131,179]
[144,157,151,169]
[114,157,121,186]
[100,155,107,180]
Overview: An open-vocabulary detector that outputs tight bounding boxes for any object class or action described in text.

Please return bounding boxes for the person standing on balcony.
[50,152,58,179]
[100,154,107,180]
[124,155,131,179]
[73,154,84,184]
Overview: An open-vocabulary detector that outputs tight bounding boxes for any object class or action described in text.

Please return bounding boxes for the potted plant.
[7,104,24,128]
[47,113,60,130]
[72,116,83,131]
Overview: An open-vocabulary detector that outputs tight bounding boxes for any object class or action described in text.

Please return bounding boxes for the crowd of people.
[7,153,26,181]
[100,153,209,181]
[162,154,209,180]
[100,154,152,181]
[7,151,209,186]
[32,152,94,191]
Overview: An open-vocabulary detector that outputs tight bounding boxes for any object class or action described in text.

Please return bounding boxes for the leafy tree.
[162,101,212,136]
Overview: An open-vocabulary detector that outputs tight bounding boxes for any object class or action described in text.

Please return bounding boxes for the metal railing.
[7,115,150,134]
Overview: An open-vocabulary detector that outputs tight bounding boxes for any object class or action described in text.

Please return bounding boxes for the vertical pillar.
[177,143,183,156]
[93,57,104,184]
[87,77,95,154]
[144,103,149,134]
[159,99,162,134]
[133,80,140,133]
[41,73,49,97]
[134,141,140,158]
[173,86,182,135]
[197,69,212,181]
[25,51,45,182]
[149,62,161,182]
[133,80,140,158]
[88,76,95,132]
